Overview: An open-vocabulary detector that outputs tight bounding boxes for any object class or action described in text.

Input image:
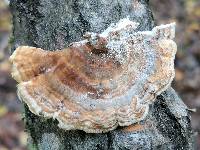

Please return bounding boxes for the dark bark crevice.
[153,95,189,149]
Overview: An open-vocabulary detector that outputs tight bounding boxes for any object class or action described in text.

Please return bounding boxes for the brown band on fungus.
[122,123,145,132]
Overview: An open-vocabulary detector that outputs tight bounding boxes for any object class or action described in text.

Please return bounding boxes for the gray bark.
[10,0,195,149]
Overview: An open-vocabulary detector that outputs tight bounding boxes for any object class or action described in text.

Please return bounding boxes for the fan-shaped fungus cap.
[10,18,177,133]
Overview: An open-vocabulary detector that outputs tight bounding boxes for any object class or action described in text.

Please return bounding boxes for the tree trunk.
[10,0,195,149]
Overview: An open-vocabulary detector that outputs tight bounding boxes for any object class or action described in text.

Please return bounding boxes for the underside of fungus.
[10,18,177,133]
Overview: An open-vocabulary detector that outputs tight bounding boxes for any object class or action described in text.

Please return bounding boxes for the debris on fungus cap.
[9,18,177,133]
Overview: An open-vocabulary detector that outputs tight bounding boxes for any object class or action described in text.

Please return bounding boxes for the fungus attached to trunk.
[10,18,177,133]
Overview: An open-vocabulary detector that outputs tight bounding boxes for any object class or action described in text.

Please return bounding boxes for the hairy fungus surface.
[10,18,177,133]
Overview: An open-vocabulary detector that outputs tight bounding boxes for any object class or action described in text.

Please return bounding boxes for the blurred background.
[0,0,199,149]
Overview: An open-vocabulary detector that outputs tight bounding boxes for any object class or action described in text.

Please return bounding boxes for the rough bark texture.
[10,0,194,149]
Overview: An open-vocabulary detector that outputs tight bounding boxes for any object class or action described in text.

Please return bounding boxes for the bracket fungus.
[10,18,177,133]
